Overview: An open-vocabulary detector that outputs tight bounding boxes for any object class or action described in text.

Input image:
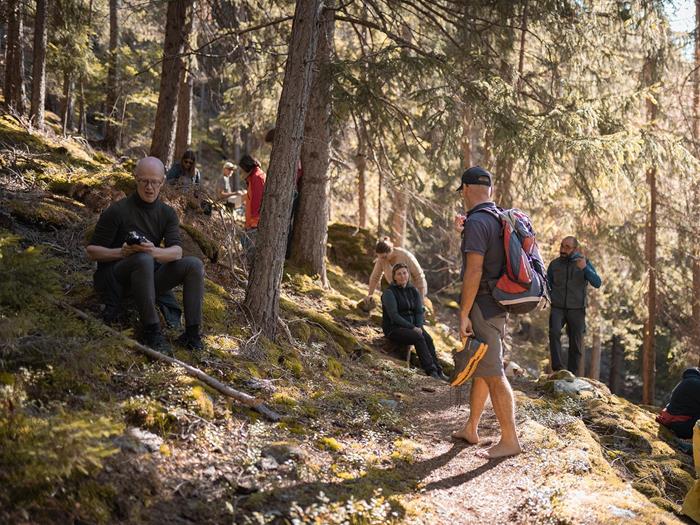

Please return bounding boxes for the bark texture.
[290,5,334,287]
[243,0,323,338]
[150,0,194,166]
[30,0,48,128]
[4,0,26,114]
[104,0,120,149]
[174,65,194,159]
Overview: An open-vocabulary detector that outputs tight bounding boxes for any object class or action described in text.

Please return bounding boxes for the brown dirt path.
[396,377,686,525]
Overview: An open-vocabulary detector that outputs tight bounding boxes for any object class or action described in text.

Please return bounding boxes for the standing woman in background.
[365,238,428,302]
[239,154,266,270]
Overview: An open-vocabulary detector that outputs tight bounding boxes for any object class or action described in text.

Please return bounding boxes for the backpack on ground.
[475,207,549,314]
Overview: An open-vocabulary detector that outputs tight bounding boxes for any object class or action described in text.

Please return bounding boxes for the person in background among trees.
[265,127,302,258]
[166,150,201,190]
[381,263,447,381]
[365,238,428,302]
[86,156,205,355]
[547,236,602,374]
[452,166,521,458]
[217,161,243,207]
[657,368,700,440]
[239,154,266,270]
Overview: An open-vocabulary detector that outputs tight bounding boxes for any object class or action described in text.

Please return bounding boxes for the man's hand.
[454,214,466,234]
[413,326,422,334]
[120,241,155,258]
[575,253,587,270]
[459,315,473,340]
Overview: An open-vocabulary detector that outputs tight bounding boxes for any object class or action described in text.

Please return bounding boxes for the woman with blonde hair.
[365,238,428,302]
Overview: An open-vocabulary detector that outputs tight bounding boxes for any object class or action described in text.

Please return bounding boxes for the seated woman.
[657,367,700,439]
[366,238,428,302]
[167,150,202,190]
[381,263,447,381]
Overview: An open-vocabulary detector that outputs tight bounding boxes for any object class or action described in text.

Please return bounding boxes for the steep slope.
[0,118,696,524]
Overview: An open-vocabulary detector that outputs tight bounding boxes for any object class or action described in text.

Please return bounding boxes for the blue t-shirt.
[461,202,506,319]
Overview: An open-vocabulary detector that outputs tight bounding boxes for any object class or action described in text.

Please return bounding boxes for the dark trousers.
[387,327,441,375]
[667,417,700,440]
[549,306,586,373]
[105,253,204,328]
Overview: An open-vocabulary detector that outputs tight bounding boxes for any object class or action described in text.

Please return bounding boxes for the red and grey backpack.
[475,207,549,314]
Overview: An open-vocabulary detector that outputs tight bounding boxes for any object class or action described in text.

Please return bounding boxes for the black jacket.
[547,255,602,309]
[667,368,700,417]
[381,283,424,336]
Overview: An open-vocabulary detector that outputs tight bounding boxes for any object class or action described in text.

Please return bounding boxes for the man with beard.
[547,236,602,374]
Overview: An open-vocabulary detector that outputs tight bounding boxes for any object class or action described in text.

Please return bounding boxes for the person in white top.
[365,237,428,301]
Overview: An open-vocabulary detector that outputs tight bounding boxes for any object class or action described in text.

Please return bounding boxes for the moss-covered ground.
[0,117,696,524]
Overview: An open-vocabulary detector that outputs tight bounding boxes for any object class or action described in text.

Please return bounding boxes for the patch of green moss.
[6,199,82,229]
[326,357,344,379]
[189,385,215,419]
[271,392,298,407]
[327,223,376,277]
[122,396,176,436]
[318,436,344,452]
[75,480,118,524]
[180,223,219,263]
[201,279,228,331]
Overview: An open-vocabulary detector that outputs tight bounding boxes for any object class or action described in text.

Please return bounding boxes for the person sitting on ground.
[381,263,447,381]
[366,238,428,304]
[166,150,201,190]
[239,154,266,269]
[86,156,205,355]
[657,367,700,439]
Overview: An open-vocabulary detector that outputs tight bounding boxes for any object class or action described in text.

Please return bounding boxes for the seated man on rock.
[657,367,700,439]
[86,156,205,354]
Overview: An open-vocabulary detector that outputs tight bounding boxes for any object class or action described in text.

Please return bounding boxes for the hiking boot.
[176,325,203,352]
[142,328,173,356]
[430,370,449,382]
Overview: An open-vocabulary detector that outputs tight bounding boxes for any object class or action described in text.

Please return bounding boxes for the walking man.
[452,166,521,458]
[547,236,602,374]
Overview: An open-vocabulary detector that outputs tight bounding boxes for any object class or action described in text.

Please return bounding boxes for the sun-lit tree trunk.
[290,5,334,287]
[77,77,87,136]
[461,107,472,167]
[61,71,74,135]
[150,0,194,167]
[642,55,659,405]
[104,0,120,150]
[4,0,26,114]
[244,0,323,339]
[390,186,408,246]
[174,65,194,159]
[693,0,700,366]
[29,0,48,129]
[356,150,367,228]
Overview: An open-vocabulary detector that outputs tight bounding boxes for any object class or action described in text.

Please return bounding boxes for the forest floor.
[0,115,697,524]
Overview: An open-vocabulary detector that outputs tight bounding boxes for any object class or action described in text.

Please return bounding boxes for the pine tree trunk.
[356,151,367,228]
[642,56,659,404]
[390,186,408,246]
[243,0,323,339]
[694,0,700,366]
[4,0,26,114]
[61,71,74,135]
[497,155,514,208]
[174,65,194,159]
[150,0,194,167]
[609,334,624,395]
[461,107,471,167]
[589,322,602,381]
[104,0,120,150]
[78,77,87,136]
[29,0,48,128]
[290,5,334,287]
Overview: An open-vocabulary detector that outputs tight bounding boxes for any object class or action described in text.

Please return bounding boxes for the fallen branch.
[62,302,282,422]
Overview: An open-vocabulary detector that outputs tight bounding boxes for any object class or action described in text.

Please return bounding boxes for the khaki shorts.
[469,302,507,377]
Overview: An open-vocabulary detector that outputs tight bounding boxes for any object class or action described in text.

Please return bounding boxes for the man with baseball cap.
[452,166,521,458]
[217,160,244,207]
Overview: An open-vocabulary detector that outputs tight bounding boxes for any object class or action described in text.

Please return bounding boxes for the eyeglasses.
[182,160,194,166]
[136,178,164,188]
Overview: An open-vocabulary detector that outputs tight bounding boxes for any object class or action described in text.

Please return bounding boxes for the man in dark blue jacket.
[547,236,601,374]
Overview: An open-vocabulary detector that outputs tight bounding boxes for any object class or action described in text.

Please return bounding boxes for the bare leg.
[453,377,489,444]
[476,376,521,458]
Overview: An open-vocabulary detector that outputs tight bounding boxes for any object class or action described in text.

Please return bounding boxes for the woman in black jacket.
[381,263,447,380]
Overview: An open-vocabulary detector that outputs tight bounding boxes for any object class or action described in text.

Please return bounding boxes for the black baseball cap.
[456,166,493,191]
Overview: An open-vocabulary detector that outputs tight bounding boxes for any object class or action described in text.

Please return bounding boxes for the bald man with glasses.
[86,157,205,354]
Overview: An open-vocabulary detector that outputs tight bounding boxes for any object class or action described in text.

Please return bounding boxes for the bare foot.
[475,440,522,459]
[451,427,479,444]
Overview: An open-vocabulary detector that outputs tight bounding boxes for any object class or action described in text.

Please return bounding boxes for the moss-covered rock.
[180,223,219,262]
[327,223,376,278]
[6,198,83,229]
